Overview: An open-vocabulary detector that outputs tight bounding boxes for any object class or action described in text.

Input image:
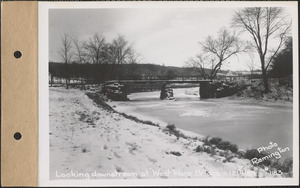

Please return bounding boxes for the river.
[109,88,293,159]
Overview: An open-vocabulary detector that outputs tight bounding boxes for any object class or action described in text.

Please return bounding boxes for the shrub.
[170,151,182,156]
[281,158,293,173]
[244,149,259,160]
[209,137,222,145]
[244,149,271,166]
[195,145,217,156]
[203,145,213,154]
[195,145,204,152]
[269,158,293,177]
[237,150,246,158]
[166,124,176,131]
[164,124,187,139]
[219,151,225,157]
[270,159,281,170]
[120,113,159,127]
[202,136,211,146]
[216,141,231,150]
[223,154,235,163]
[81,146,89,153]
[215,141,238,153]
[209,148,217,157]
[228,144,239,153]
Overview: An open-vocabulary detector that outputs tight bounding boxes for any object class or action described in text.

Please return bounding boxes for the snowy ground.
[49,87,281,180]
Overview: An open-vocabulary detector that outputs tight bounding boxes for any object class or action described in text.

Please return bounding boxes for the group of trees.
[186,7,292,93]
[269,37,292,78]
[58,33,142,87]
[57,8,292,94]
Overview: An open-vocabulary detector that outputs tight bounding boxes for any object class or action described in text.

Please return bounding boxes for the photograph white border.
[39,1,299,186]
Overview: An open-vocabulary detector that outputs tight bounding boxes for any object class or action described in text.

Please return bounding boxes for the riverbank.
[109,88,293,150]
[50,87,287,179]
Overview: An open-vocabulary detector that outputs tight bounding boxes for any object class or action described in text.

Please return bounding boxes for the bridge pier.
[160,83,175,100]
[199,82,210,99]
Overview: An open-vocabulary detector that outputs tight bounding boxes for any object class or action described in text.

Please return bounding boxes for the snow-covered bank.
[49,87,283,179]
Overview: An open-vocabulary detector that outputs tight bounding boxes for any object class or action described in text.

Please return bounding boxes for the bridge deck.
[105,80,211,84]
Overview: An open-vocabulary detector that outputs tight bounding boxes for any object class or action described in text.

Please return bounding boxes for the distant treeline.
[49,62,221,83]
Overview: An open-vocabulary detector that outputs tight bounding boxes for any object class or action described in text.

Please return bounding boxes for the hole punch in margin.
[14,51,22,59]
[14,132,22,140]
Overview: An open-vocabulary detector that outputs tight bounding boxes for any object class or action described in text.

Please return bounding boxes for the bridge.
[104,79,212,99]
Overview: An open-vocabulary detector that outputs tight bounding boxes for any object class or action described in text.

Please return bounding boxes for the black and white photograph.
[39,1,298,186]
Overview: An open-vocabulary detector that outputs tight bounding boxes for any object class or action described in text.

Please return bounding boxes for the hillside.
[49,62,228,80]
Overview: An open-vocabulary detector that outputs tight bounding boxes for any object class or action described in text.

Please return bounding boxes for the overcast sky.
[49,7,290,71]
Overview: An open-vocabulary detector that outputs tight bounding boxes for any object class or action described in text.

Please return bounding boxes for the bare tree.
[84,33,106,64]
[110,35,133,78]
[185,53,209,79]
[200,27,249,80]
[84,33,107,81]
[70,35,86,64]
[232,7,291,93]
[58,33,73,89]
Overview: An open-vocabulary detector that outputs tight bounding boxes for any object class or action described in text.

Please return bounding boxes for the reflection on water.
[111,88,293,159]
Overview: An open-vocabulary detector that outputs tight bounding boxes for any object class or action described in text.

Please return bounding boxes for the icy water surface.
[110,88,293,159]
